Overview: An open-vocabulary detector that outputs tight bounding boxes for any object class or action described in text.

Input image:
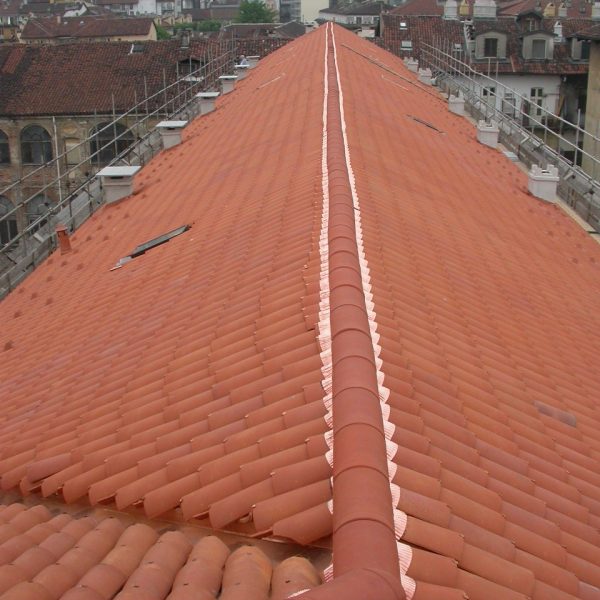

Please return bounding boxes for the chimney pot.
[55,224,72,254]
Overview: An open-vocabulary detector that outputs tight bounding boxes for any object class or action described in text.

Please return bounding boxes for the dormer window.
[532,39,546,58]
[474,33,507,59]
[484,37,498,57]
[522,32,553,59]
[572,38,591,61]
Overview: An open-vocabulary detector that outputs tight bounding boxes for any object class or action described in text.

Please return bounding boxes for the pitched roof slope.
[331,24,600,600]
[0,501,324,599]
[0,23,600,600]
[0,32,333,545]
[0,40,214,116]
[21,16,154,40]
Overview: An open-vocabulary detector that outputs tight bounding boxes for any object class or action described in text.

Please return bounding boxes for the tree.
[155,24,171,40]
[236,0,277,23]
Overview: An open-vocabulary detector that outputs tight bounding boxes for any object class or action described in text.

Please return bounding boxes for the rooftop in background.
[0,39,214,116]
[390,0,595,18]
[381,14,593,75]
[20,15,156,41]
[220,20,306,39]
[574,21,600,39]
[1,22,600,600]
[319,0,391,16]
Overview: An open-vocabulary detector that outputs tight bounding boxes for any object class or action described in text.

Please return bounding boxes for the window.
[401,40,413,50]
[581,40,591,60]
[0,130,9,164]
[483,37,498,57]
[530,87,544,116]
[26,194,50,233]
[64,138,81,166]
[0,196,17,246]
[399,21,407,30]
[531,39,546,59]
[482,86,496,97]
[501,92,516,116]
[20,125,52,165]
[90,122,135,166]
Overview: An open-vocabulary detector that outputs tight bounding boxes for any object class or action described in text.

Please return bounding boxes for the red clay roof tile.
[1,22,600,599]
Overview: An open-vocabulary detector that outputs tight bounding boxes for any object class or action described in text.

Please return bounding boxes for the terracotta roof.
[220,21,305,39]
[574,22,600,40]
[320,1,390,16]
[1,22,600,600]
[381,14,591,74]
[0,501,328,599]
[20,16,154,40]
[389,0,444,17]
[0,40,214,116]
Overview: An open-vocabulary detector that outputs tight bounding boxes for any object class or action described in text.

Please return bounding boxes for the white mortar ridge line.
[330,26,415,600]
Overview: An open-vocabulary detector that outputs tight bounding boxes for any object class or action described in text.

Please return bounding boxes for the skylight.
[111,225,191,269]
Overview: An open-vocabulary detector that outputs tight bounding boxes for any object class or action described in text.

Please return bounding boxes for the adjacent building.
[0,38,215,244]
[20,15,158,42]
[381,1,593,163]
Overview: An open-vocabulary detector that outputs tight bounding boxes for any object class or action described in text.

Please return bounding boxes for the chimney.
[553,20,563,40]
[246,55,260,68]
[476,120,499,148]
[558,2,567,16]
[156,120,188,149]
[473,0,496,18]
[195,91,220,115]
[459,0,470,16]
[97,166,141,204]
[55,224,71,254]
[543,1,556,17]
[593,1,600,19]
[56,14,61,23]
[180,28,190,48]
[528,164,559,202]
[444,0,459,19]
[448,91,465,115]
[219,74,238,94]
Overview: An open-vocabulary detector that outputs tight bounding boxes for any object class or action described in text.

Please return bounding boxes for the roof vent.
[246,55,260,68]
[528,164,559,202]
[473,0,496,18]
[219,74,238,95]
[417,67,433,85]
[195,91,220,115]
[234,63,250,79]
[476,120,499,148]
[406,57,418,72]
[156,120,188,149]
[448,91,465,115]
[97,166,141,204]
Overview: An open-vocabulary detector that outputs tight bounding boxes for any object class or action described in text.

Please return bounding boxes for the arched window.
[0,130,9,164]
[0,196,18,246]
[90,122,135,166]
[20,125,53,165]
[26,194,50,233]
